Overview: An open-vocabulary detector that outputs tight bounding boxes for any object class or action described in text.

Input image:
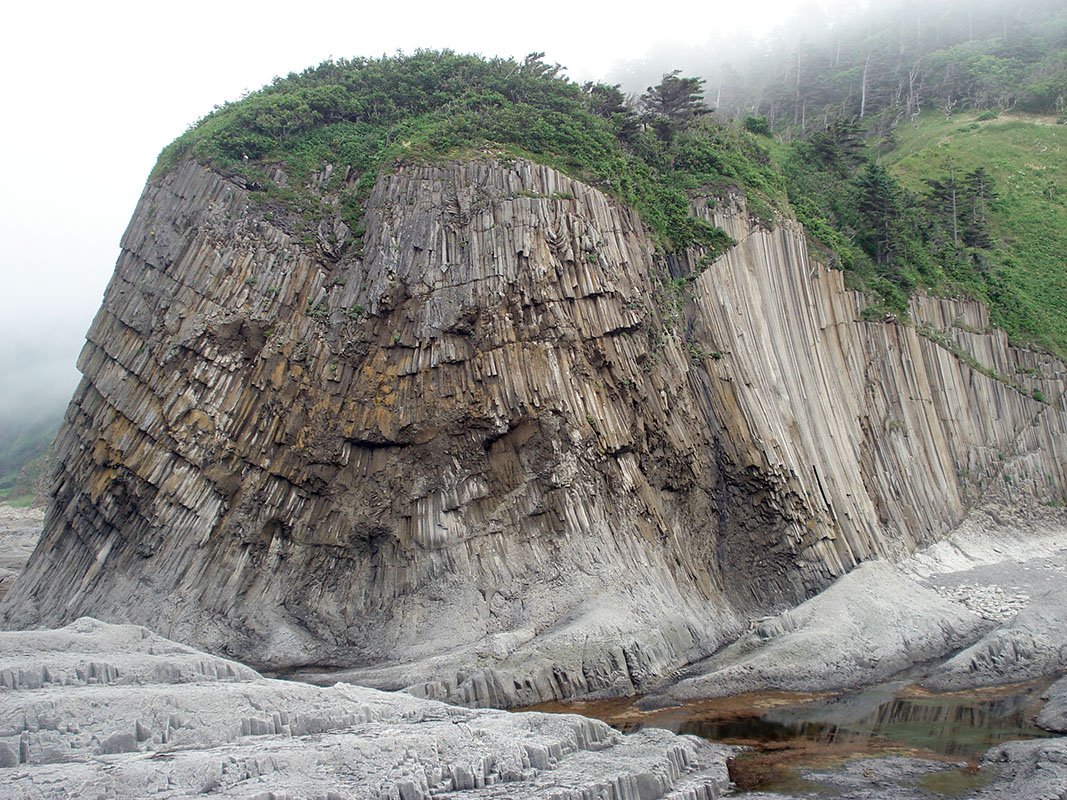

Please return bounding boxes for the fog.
[0,0,844,425]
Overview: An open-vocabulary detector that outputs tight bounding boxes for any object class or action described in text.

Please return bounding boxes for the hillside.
[0,410,61,506]
[614,0,1067,128]
[611,0,1067,358]
[885,111,1067,358]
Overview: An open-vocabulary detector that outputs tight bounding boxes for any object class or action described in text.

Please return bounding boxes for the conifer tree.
[641,71,710,139]
[962,167,997,249]
[855,162,904,266]
[924,159,962,248]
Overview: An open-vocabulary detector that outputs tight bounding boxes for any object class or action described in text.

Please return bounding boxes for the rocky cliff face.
[2,158,1065,706]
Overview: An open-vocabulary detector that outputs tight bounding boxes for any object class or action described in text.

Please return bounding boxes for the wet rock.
[1036,676,1067,733]
[977,737,1067,799]
[802,756,972,798]
[728,741,1067,799]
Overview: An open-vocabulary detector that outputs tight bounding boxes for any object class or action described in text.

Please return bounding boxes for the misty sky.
[0,0,839,423]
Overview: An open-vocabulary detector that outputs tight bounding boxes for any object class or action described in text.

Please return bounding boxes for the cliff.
[2,157,1065,706]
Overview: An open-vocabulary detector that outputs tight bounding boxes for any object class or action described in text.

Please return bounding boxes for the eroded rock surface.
[1037,676,1067,734]
[643,505,1067,705]
[975,738,1067,799]
[640,561,987,705]
[924,586,1067,691]
[2,158,1066,704]
[0,618,732,799]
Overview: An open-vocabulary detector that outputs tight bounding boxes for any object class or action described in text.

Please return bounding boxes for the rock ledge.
[0,618,731,799]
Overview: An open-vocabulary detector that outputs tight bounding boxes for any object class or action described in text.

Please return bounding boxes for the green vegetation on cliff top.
[757,112,1067,362]
[602,0,1067,357]
[155,39,1067,360]
[154,51,781,254]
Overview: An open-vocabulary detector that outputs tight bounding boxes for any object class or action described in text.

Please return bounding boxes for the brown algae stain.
[523,679,1054,793]
[916,764,993,797]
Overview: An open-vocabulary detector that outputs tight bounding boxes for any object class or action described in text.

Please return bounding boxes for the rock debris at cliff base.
[643,504,1067,706]
[0,506,41,603]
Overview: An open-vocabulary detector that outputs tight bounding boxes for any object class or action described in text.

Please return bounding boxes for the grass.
[0,413,60,503]
[0,494,35,508]
[885,111,1067,359]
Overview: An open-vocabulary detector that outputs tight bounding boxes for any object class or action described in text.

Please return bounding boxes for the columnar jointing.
[3,159,1065,706]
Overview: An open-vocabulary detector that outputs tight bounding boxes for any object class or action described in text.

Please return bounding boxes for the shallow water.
[530,678,1054,793]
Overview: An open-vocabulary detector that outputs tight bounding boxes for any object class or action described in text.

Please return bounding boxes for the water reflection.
[609,679,1052,763]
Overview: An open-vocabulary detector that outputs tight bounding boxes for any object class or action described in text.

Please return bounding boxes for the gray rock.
[0,506,42,592]
[641,561,988,705]
[977,737,1067,799]
[1037,676,1067,733]
[923,587,1067,691]
[0,618,733,799]
[3,156,1067,707]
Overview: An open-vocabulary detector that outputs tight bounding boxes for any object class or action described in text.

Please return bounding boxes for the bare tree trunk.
[860,51,872,119]
[950,160,959,247]
[794,50,802,126]
[907,60,923,118]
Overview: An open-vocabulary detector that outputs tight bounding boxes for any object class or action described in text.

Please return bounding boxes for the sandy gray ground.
[0,506,43,596]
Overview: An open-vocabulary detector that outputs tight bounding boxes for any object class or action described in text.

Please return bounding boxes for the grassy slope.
[885,112,1067,359]
[0,413,60,503]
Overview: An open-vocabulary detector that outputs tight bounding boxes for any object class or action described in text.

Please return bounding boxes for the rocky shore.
[1,615,1064,799]
[641,505,1067,707]
[0,504,1065,797]
[0,617,732,799]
